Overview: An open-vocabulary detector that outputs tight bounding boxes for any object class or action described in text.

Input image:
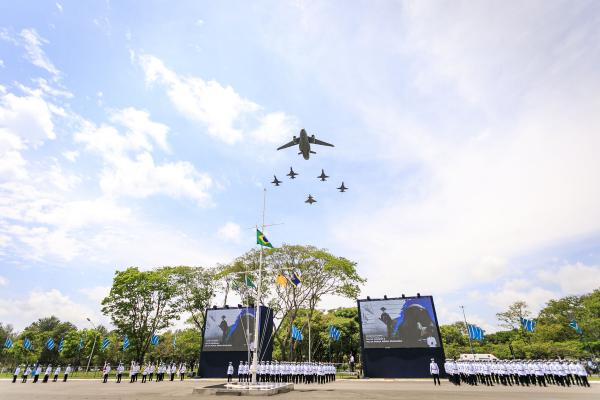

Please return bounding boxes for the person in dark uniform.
[379,307,394,339]
[219,316,229,344]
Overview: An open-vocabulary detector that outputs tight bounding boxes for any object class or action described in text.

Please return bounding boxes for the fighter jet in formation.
[305,194,317,205]
[271,176,282,186]
[287,167,299,179]
[317,169,329,181]
[277,129,334,160]
[337,182,348,192]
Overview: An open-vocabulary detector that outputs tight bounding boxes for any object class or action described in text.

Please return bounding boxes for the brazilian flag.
[256,229,274,248]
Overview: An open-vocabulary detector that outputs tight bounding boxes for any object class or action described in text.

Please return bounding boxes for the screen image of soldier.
[359,297,441,349]
[203,308,256,352]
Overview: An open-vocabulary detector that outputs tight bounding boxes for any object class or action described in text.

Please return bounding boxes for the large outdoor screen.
[202,308,256,352]
[358,297,441,349]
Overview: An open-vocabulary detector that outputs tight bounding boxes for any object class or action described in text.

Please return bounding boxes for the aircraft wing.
[310,137,334,147]
[277,138,299,150]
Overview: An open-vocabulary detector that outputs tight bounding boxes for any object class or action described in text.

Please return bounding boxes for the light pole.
[85,317,98,373]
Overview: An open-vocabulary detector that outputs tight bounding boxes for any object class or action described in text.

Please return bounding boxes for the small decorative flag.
[467,324,484,341]
[289,272,301,287]
[46,337,55,351]
[256,229,274,248]
[276,274,287,286]
[329,326,341,341]
[23,338,32,350]
[244,275,256,288]
[173,335,177,349]
[150,334,159,346]
[569,319,583,334]
[291,325,303,341]
[122,335,129,351]
[101,337,110,351]
[78,337,84,350]
[4,337,13,349]
[520,317,536,332]
[58,337,64,353]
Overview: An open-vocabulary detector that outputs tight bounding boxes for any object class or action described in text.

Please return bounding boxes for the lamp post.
[85,317,98,373]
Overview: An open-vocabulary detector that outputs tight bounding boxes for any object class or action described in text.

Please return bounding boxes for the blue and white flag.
[520,317,536,332]
[467,324,484,341]
[46,337,55,351]
[58,337,64,353]
[291,325,303,341]
[4,337,13,349]
[569,319,583,334]
[329,326,341,341]
[150,334,159,346]
[122,335,129,351]
[172,335,176,348]
[101,337,110,351]
[78,337,84,350]
[23,338,32,350]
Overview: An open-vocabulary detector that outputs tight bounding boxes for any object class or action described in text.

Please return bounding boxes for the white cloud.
[79,286,110,304]
[0,59,4,68]
[0,289,107,330]
[538,263,600,295]
[217,222,242,243]
[56,2,63,13]
[62,150,79,162]
[0,91,57,147]
[0,129,27,179]
[99,152,212,205]
[484,279,557,316]
[0,276,7,286]
[19,28,60,77]
[251,112,298,144]
[109,107,170,152]
[75,109,213,206]
[138,54,296,145]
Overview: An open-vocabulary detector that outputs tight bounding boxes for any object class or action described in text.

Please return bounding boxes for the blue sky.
[1,1,600,332]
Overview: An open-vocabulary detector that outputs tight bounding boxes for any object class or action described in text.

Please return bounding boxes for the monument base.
[193,382,294,396]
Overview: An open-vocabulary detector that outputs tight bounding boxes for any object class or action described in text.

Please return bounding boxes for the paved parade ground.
[1,379,598,400]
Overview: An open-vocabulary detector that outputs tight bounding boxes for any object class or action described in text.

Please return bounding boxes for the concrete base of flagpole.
[192,382,294,396]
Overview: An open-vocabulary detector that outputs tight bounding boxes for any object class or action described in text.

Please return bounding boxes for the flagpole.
[460,305,475,359]
[251,188,266,384]
[328,328,331,363]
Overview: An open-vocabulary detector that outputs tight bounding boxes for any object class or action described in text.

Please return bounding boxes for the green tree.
[172,266,219,332]
[222,245,365,361]
[101,267,181,362]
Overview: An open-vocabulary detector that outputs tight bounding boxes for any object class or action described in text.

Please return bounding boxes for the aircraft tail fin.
[298,152,302,155]
[310,151,316,154]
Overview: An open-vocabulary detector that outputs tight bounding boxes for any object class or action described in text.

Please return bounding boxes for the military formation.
[226,360,336,384]
[102,361,187,383]
[12,364,72,383]
[441,359,591,388]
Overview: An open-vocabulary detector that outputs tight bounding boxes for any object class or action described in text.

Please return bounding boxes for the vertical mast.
[251,188,266,384]
[460,305,475,358]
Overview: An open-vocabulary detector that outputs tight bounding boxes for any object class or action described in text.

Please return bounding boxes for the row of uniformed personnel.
[442,359,591,387]
[227,361,336,384]
[102,361,187,383]
[12,364,72,383]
